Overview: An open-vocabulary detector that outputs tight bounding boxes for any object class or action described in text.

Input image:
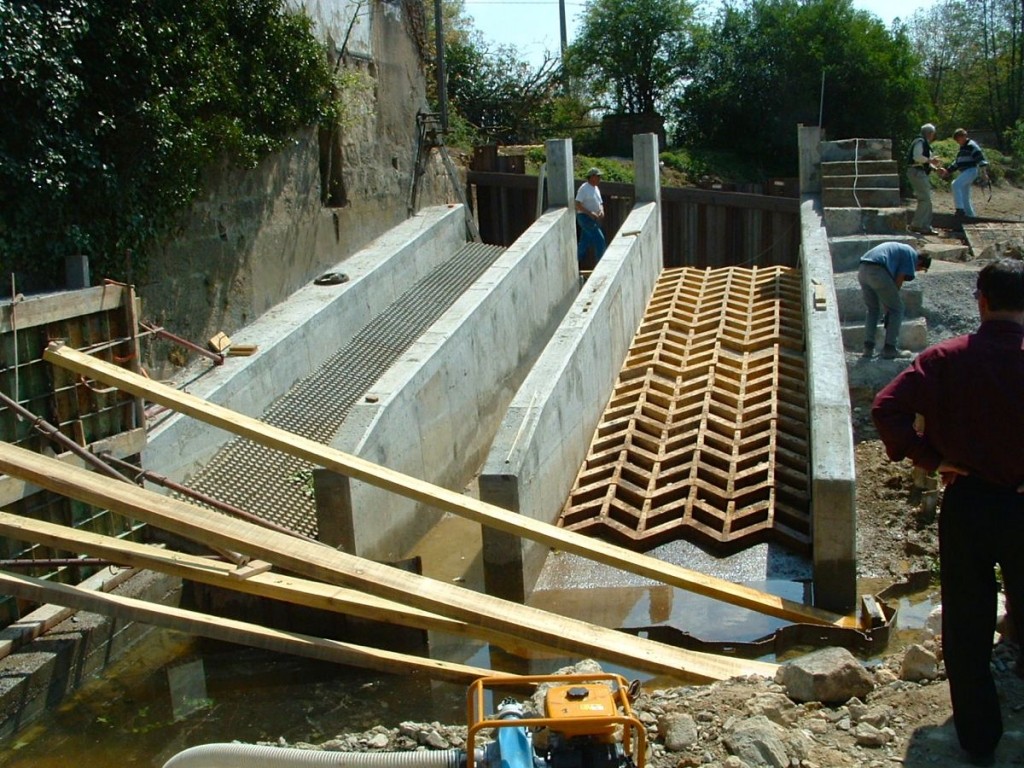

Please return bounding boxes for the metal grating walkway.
[559,266,810,554]
[187,242,506,537]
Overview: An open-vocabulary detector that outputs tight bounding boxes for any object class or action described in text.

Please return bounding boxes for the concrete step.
[834,282,924,323]
[824,207,908,236]
[820,138,892,163]
[822,174,900,189]
[821,160,897,176]
[842,317,928,352]
[829,234,918,272]
[822,187,902,209]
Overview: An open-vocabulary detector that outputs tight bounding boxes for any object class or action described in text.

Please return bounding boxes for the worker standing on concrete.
[906,123,945,235]
[872,258,1024,766]
[575,167,606,265]
[946,128,989,220]
[857,241,931,359]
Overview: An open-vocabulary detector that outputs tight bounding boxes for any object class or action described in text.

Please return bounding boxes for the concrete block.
[828,234,918,273]
[801,197,857,613]
[821,174,899,189]
[333,210,579,562]
[835,282,924,322]
[479,203,663,603]
[819,138,892,162]
[841,316,929,351]
[821,160,897,177]
[145,206,467,485]
[823,207,908,237]
[821,187,901,209]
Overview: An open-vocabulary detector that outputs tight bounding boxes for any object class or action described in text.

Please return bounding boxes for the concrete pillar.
[312,468,352,549]
[798,124,823,195]
[65,254,90,290]
[633,133,661,205]
[546,138,574,208]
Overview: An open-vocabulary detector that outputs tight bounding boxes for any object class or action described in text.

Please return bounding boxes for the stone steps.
[822,174,900,189]
[822,187,902,209]
[820,138,892,163]
[821,160,898,177]
[841,317,929,353]
[829,234,918,273]
[824,207,908,237]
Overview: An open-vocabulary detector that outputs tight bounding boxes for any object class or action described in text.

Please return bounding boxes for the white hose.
[162,743,469,768]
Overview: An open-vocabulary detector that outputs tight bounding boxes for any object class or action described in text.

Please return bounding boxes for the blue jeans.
[858,262,904,350]
[576,213,606,263]
[952,166,979,217]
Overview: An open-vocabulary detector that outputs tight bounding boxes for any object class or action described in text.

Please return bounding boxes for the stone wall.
[139,2,453,375]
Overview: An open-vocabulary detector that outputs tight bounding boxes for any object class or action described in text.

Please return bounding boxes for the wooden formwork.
[560,266,810,553]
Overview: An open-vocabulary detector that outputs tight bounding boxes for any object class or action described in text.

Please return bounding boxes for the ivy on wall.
[0,0,337,288]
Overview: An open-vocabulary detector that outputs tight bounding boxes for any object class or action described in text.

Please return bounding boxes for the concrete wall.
[478,203,663,602]
[799,197,858,613]
[145,206,466,485]
[330,206,579,561]
[140,3,450,378]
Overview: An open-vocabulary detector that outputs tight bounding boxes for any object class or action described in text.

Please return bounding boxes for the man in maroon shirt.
[873,258,1024,765]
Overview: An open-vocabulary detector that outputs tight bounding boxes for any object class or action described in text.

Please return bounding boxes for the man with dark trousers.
[858,241,931,360]
[872,258,1024,766]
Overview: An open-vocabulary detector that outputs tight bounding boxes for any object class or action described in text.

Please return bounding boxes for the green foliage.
[444,34,563,144]
[565,0,696,116]
[574,156,632,183]
[0,0,334,288]
[675,0,927,175]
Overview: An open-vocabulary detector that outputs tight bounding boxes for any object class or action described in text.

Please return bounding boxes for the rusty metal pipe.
[0,391,135,485]
[139,321,224,366]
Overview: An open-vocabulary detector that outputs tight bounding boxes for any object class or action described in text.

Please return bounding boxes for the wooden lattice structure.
[560,266,810,553]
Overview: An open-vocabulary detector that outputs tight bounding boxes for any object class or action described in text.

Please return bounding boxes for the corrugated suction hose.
[162,743,471,768]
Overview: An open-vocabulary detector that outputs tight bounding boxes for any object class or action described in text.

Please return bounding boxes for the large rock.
[744,693,798,726]
[900,644,939,682]
[723,715,789,768]
[776,647,875,704]
[658,712,698,751]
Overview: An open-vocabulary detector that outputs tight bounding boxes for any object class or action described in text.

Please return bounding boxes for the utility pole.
[434,0,449,133]
[559,0,568,58]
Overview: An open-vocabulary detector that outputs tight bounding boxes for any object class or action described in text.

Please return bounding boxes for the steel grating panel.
[187,242,506,537]
[559,266,810,554]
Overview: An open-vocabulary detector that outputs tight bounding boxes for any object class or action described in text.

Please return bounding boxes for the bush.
[0,0,335,289]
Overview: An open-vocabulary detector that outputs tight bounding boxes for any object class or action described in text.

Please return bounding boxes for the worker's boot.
[862,343,875,360]
[881,345,912,360]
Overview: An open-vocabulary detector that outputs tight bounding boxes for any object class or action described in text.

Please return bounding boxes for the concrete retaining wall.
[800,197,858,613]
[477,202,663,603]
[330,208,579,561]
[145,206,467,484]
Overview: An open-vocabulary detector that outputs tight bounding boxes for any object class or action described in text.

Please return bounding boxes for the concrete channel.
[0,133,859,742]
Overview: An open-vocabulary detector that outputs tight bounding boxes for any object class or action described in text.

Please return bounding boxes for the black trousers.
[939,475,1024,755]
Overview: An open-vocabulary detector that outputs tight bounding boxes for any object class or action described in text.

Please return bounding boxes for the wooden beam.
[0,441,778,681]
[0,565,137,662]
[1,284,128,333]
[0,570,500,685]
[45,342,861,631]
[0,427,147,506]
[0,510,546,658]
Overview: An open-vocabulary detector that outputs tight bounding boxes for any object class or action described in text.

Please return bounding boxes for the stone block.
[823,207,908,237]
[841,316,928,352]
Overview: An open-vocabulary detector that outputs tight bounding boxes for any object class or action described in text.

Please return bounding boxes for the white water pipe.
[162,743,474,768]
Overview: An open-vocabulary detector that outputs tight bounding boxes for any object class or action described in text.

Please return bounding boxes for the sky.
[462,0,929,67]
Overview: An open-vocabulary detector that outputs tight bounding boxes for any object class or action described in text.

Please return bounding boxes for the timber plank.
[44,342,860,631]
[1,284,127,333]
[0,570,499,685]
[0,510,545,657]
[0,441,778,682]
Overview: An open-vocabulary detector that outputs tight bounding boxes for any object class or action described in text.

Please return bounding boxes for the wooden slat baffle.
[561,266,809,553]
[0,441,781,681]
[43,342,860,630]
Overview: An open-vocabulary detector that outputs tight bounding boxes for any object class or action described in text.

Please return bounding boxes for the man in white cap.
[906,123,946,235]
[575,167,606,264]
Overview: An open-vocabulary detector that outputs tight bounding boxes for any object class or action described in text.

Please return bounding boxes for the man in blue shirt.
[946,128,989,219]
[858,241,931,359]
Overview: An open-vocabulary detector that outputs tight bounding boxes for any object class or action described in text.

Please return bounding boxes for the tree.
[565,0,696,116]
[676,0,927,175]
[0,0,333,286]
